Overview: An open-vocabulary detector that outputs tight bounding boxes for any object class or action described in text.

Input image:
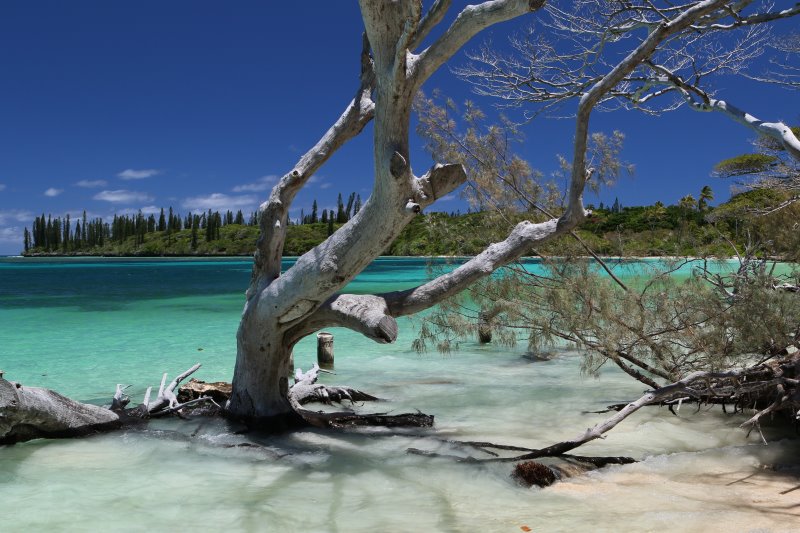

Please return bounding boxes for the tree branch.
[292,212,576,345]
[385,217,564,316]
[643,60,800,161]
[414,0,544,86]
[287,364,432,429]
[693,3,800,30]
[252,37,376,288]
[411,0,453,50]
[568,0,730,222]
[287,294,398,346]
[702,99,800,162]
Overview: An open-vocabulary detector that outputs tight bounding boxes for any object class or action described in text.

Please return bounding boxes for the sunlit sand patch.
[545,448,800,532]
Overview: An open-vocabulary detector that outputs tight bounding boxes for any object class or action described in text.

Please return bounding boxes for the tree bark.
[0,377,120,444]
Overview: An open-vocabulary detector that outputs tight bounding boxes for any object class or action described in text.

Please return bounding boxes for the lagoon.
[1,257,798,531]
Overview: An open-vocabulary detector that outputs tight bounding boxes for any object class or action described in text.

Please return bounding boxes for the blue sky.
[0,1,797,255]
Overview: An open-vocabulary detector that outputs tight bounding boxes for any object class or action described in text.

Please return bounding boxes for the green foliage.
[713,153,778,177]
[420,252,800,391]
[22,186,800,259]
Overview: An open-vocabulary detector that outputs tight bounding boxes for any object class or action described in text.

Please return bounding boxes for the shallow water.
[1,257,798,532]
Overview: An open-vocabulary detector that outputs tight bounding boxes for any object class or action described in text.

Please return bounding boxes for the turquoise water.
[1,257,798,531]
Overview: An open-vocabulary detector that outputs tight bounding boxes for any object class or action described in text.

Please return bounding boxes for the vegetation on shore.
[22,187,800,259]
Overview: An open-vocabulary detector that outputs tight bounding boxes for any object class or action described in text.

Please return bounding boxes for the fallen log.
[1,364,217,444]
[0,377,121,444]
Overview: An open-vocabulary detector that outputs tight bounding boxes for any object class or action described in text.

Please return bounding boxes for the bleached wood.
[1,377,120,444]
[110,384,131,410]
[704,100,800,162]
[411,0,452,50]
[147,364,203,414]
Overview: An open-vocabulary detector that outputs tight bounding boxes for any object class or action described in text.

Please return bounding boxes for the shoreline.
[9,253,752,261]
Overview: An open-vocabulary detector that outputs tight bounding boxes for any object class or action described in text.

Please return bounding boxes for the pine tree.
[327,215,334,236]
[158,208,166,232]
[63,214,70,252]
[345,192,356,221]
[321,209,328,224]
[353,194,362,216]
[311,200,318,224]
[191,219,198,250]
[205,210,213,241]
[336,193,346,223]
[46,215,52,251]
[23,227,30,252]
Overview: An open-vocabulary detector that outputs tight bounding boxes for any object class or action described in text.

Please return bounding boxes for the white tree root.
[287,364,433,429]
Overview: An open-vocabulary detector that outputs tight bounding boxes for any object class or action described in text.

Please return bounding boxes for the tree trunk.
[223,1,556,424]
[227,309,295,423]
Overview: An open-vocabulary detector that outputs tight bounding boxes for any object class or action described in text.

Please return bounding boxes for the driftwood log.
[0,364,216,445]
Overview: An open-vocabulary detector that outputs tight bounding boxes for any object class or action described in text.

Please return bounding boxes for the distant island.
[20,188,799,260]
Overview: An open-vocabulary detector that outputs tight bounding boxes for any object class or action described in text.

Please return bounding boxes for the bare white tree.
[228,0,554,424]
[227,0,800,426]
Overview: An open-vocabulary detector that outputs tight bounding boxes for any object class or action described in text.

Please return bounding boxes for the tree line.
[298,192,363,236]
[24,207,258,253]
[23,192,363,253]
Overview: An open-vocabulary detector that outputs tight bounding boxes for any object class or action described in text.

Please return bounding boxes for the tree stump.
[317,332,334,369]
[478,311,492,343]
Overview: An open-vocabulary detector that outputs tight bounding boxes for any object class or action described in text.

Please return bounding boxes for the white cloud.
[319,182,332,189]
[94,190,154,203]
[0,209,32,225]
[0,226,23,243]
[113,205,163,217]
[438,194,457,202]
[0,184,6,191]
[182,193,256,213]
[44,188,63,197]
[118,168,161,180]
[138,205,162,215]
[75,179,108,188]
[0,211,32,249]
[232,175,277,193]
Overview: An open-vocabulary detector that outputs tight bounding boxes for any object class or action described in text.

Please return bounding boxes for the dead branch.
[288,364,433,429]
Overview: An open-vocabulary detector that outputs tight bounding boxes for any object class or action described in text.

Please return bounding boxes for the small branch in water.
[288,364,434,429]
